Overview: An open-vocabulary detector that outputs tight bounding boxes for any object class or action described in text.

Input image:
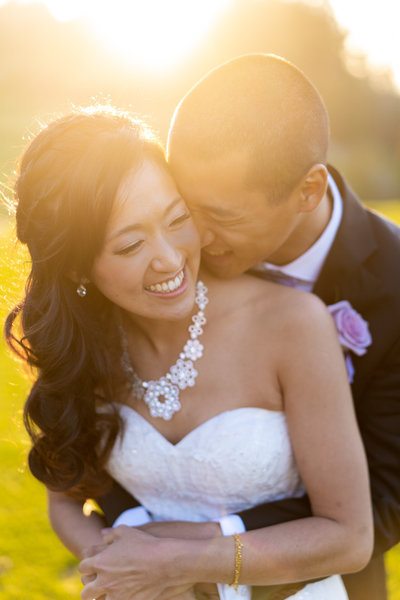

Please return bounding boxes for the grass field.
[1,203,400,599]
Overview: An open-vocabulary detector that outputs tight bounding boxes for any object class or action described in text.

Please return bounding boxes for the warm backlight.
[34,0,232,71]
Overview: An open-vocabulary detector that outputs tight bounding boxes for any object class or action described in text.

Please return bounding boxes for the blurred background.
[0,0,399,598]
[0,0,400,200]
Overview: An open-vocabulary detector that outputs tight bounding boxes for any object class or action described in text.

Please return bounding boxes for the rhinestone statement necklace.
[120,281,208,420]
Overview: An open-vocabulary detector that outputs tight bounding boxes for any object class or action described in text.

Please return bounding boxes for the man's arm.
[96,479,312,530]
[354,335,400,554]
[97,481,141,526]
[238,494,312,529]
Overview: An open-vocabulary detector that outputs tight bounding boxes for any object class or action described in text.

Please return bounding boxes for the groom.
[89,55,400,600]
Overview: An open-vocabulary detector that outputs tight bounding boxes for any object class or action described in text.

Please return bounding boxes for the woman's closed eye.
[115,239,144,256]
[113,212,191,255]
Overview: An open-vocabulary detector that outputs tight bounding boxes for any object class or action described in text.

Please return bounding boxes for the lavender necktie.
[249,267,312,291]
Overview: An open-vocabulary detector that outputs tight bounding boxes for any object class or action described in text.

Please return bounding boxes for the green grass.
[1,203,400,598]
[0,230,81,598]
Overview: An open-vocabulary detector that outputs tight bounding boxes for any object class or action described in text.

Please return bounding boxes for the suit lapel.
[313,166,380,308]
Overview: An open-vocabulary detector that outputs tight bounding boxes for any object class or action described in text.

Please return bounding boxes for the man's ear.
[298,164,328,213]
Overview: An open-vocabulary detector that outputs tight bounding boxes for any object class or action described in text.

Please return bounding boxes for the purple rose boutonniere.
[328,300,372,383]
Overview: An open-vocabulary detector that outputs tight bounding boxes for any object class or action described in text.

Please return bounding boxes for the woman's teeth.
[147,270,184,293]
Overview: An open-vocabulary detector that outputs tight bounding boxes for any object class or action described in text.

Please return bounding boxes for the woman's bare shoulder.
[202,270,331,336]
[201,269,289,301]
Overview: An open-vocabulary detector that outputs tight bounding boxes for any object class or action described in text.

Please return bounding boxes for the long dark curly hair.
[5,106,166,499]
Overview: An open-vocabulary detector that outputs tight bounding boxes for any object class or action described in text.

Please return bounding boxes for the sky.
[2,0,400,90]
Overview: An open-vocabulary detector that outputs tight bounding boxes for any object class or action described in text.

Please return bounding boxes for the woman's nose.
[151,237,182,272]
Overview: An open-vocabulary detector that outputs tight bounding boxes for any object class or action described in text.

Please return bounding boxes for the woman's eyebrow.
[108,197,185,241]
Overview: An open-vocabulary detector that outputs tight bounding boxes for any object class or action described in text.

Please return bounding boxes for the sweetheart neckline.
[114,403,284,447]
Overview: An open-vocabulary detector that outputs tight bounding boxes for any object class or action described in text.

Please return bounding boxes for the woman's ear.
[298,164,328,213]
[68,271,90,284]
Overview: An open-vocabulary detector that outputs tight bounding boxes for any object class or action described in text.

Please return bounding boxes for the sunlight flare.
[328,0,400,90]
[89,0,231,70]
[38,0,231,71]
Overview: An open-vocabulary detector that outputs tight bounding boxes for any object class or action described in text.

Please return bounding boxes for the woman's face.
[91,159,201,322]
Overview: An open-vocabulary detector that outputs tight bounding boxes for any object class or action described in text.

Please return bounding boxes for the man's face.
[170,151,305,278]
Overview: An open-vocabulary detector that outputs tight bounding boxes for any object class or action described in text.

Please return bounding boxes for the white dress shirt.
[253,173,343,291]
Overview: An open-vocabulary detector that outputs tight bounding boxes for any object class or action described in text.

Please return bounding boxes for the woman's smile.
[145,267,187,297]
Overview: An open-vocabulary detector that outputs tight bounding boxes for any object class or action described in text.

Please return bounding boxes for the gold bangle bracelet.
[229,533,243,591]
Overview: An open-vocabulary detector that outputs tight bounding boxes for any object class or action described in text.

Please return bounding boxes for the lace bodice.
[107,406,304,521]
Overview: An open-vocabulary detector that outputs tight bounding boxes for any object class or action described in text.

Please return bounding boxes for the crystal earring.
[76,282,87,297]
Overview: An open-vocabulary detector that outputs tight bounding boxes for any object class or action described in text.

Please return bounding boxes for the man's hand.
[78,525,195,600]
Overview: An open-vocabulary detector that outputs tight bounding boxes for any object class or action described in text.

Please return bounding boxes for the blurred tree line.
[1,0,399,202]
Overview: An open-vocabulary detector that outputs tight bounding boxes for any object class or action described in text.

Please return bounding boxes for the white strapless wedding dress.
[106,405,348,600]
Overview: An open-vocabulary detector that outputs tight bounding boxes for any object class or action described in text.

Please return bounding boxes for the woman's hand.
[80,544,109,600]
[79,525,196,600]
[138,520,221,540]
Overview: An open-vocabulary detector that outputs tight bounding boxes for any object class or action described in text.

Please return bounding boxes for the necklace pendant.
[169,358,198,389]
[120,281,208,420]
[143,377,181,421]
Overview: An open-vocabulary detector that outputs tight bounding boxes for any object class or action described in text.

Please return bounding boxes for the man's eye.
[115,240,143,255]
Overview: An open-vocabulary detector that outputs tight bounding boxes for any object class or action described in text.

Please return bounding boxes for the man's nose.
[191,213,215,248]
[200,228,215,248]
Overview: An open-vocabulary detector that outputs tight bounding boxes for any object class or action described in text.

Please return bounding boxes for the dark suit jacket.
[97,167,400,600]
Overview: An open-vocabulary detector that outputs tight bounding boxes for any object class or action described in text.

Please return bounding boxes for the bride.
[5,106,372,600]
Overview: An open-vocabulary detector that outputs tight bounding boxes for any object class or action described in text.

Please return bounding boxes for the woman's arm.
[79,293,373,598]
[47,489,106,559]
[232,293,373,582]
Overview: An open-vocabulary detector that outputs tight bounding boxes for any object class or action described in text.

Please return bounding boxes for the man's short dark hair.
[168,53,329,203]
